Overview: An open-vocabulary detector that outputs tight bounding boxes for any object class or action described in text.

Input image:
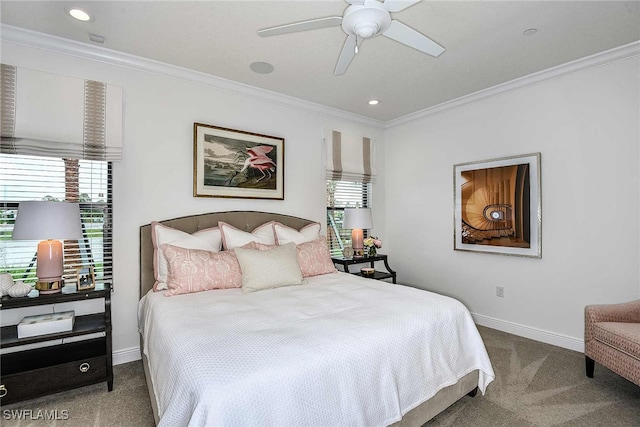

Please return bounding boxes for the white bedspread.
[138,272,494,427]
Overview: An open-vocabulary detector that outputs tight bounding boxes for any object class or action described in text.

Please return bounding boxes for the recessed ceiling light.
[67,7,93,22]
[523,28,538,36]
[368,99,379,105]
[250,62,274,74]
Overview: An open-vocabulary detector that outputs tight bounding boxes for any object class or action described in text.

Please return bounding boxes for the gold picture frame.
[193,123,285,200]
[76,266,96,290]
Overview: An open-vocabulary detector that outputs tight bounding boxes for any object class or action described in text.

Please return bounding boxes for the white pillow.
[273,222,321,245]
[151,222,222,291]
[219,221,276,250]
[235,243,304,293]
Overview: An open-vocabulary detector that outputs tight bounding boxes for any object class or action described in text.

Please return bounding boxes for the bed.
[138,211,494,426]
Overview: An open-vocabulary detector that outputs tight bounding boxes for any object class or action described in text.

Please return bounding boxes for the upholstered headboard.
[139,211,315,298]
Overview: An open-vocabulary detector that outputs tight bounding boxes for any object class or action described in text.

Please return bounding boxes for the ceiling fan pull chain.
[355,35,359,54]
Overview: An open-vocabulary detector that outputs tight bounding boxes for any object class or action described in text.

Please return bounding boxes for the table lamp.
[12,201,83,294]
[344,207,373,257]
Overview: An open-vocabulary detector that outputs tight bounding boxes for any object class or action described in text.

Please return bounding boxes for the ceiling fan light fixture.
[354,22,379,38]
[342,3,391,38]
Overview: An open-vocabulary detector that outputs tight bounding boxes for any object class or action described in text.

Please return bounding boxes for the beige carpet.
[2,326,638,426]
[431,327,640,426]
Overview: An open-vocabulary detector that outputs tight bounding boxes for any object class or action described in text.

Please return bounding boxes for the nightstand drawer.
[1,355,106,404]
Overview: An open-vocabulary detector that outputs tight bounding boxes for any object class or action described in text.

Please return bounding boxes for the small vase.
[367,246,377,257]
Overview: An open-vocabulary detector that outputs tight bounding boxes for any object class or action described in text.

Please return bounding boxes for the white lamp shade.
[13,201,83,286]
[343,208,373,230]
[344,208,373,253]
[12,201,83,241]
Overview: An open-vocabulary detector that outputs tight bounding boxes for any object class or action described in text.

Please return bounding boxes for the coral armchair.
[584,300,640,387]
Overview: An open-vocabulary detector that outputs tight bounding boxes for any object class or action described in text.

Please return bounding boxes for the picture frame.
[76,265,96,290]
[193,123,284,199]
[453,153,541,258]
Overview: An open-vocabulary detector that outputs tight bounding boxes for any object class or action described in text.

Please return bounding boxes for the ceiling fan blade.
[383,0,421,13]
[258,16,342,37]
[334,35,357,76]
[382,20,444,57]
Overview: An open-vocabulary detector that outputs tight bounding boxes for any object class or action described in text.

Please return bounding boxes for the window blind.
[0,63,123,161]
[326,179,371,257]
[0,154,113,286]
[324,129,376,183]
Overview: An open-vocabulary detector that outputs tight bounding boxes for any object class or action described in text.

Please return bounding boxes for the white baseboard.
[472,313,584,353]
[113,346,141,366]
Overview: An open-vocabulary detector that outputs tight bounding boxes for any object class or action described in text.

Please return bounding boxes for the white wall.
[1,36,385,363]
[384,55,640,350]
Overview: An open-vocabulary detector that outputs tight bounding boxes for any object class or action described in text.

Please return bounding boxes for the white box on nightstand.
[17,311,75,338]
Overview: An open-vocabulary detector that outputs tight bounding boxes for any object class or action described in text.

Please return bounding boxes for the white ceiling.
[1,1,639,122]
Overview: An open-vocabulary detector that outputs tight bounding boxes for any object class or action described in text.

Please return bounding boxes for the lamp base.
[352,248,365,258]
[36,280,63,294]
[351,229,364,258]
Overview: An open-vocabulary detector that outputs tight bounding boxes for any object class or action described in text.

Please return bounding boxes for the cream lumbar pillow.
[235,242,304,293]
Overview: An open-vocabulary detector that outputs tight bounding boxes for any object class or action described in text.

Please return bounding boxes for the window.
[0,154,113,285]
[326,180,371,256]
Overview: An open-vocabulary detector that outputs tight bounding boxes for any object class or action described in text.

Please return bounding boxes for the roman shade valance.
[324,129,376,183]
[0,64,123,161]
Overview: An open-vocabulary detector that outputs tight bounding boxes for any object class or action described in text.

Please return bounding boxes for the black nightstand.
[332,254,397,283]
[0,283,113,404]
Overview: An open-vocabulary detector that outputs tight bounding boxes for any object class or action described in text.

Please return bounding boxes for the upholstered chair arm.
[586,300,640,323]
[585,300,640,343]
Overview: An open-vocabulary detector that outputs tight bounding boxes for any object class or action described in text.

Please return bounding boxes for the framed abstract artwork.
[453,153,541,258]
[193,123,284,199]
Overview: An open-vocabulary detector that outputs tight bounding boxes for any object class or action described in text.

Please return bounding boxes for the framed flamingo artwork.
[453,153,541,258]
[193,123,284,199]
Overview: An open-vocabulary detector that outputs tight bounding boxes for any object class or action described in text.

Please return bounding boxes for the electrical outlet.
[496,286,504,298]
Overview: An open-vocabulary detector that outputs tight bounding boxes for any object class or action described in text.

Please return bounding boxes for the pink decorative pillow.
[161,244,242,296]
[296,237,338,277]
[151,222,222,291]
[219,221,276,250]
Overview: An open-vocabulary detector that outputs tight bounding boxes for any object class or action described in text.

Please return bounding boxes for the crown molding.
[386,40,640,129]
[0,25,385,129]
[3,25,638,130]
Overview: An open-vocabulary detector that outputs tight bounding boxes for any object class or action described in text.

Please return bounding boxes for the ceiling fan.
[257,0,445,76]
